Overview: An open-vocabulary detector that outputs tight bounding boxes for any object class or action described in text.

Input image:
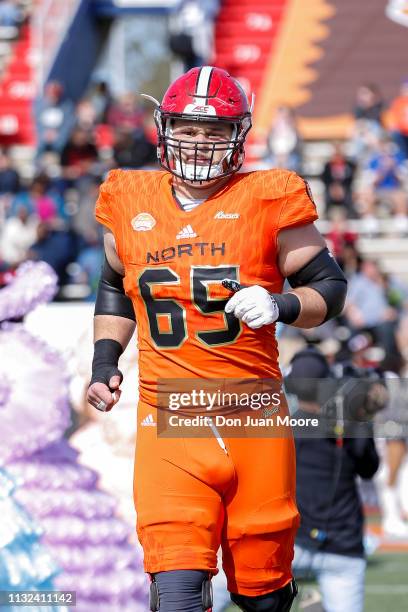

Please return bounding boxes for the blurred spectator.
[27,222,78,285]
[75,229,104,301]
[378,429,408,538]
[396,313,408,365]
[345,259,395,328]
[169,0,219,70]
[349,118,383,165]
[265,106,302,172]
[0,148,19,194]
[344,259,399,356]
[317,337,342,366]
[340,242,363,278]
[0,0,22,27]
[113,127,156,169]
[349,83,384,164]
[75,99,98,132]
[94,123,115,154]
[1,204,37,266]
[60,127,99,182]
[71,177,102,242]
[347,332,376,369]
[376,335,408,538]
[35,81,76,155]
[89,80,113,124]
[10,175,61,222]
[325,209,358,265]
[353,83,384,124]
[381,271,408,314]
[388,79,408,158]
[107,93,143,133]
[321,142,356,216]
[361,136,408,222]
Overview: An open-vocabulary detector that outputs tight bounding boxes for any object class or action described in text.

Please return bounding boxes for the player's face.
[170,119,234,184]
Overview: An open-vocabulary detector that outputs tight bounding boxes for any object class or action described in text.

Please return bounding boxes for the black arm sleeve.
[287,247,347,322]
[94,257,136,320]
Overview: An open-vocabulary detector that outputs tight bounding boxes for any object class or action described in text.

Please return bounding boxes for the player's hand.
[87,371,122,412]
[225,285,279,329]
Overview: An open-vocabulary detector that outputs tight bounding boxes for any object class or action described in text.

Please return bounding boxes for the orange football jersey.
[95,169,318,407]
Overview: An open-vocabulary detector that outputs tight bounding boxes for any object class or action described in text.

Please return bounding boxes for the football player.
[87,66,347,612]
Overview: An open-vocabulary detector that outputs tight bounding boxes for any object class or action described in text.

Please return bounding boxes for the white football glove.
[224,285,279,329]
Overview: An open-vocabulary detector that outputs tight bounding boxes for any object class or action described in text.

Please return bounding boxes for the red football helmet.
[153,66,252,182]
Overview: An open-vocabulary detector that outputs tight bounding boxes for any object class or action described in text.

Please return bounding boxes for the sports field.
[364,552,408,612]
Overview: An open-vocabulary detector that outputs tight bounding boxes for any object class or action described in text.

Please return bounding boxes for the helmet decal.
[150,66,253,183]
[193,66,214,102]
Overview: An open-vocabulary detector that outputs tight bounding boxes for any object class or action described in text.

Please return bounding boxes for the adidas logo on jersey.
[140,414,156,427]
[176,225,197,239]
[214,211,240,219]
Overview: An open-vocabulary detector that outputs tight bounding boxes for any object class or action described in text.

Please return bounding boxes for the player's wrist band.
[269,292,301,324]
[90,339,123,388]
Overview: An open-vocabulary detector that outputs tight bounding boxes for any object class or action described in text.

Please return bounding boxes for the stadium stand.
[214,0,287,96]
[0,1,35,145]
[243,0,408,140]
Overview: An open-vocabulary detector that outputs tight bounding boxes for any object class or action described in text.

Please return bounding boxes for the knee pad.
[230,579,297,612]
[149,570,213,612]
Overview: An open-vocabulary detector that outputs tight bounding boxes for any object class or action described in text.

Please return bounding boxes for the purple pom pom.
[0,261,58,323]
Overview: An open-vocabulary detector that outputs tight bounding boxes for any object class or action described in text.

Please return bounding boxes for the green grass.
[365,552,408,612]
[224,552,408,612]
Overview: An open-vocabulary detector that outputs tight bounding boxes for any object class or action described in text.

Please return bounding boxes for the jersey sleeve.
[278,172,319,231]
[95,169,121,234]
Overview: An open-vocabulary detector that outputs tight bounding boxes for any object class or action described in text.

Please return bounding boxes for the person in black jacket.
[287,346,380,612]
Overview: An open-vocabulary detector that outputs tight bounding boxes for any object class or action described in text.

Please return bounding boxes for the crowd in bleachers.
[266,81,408,232]
[0,79,157,299]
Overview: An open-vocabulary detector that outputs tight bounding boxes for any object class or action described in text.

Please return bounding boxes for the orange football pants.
[134,402,300,597]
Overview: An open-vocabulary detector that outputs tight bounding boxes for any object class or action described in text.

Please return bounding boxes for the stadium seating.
[0,0,83,147]
[245,0,408,141]
[0,1,34,145]
[214,0,288,98]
